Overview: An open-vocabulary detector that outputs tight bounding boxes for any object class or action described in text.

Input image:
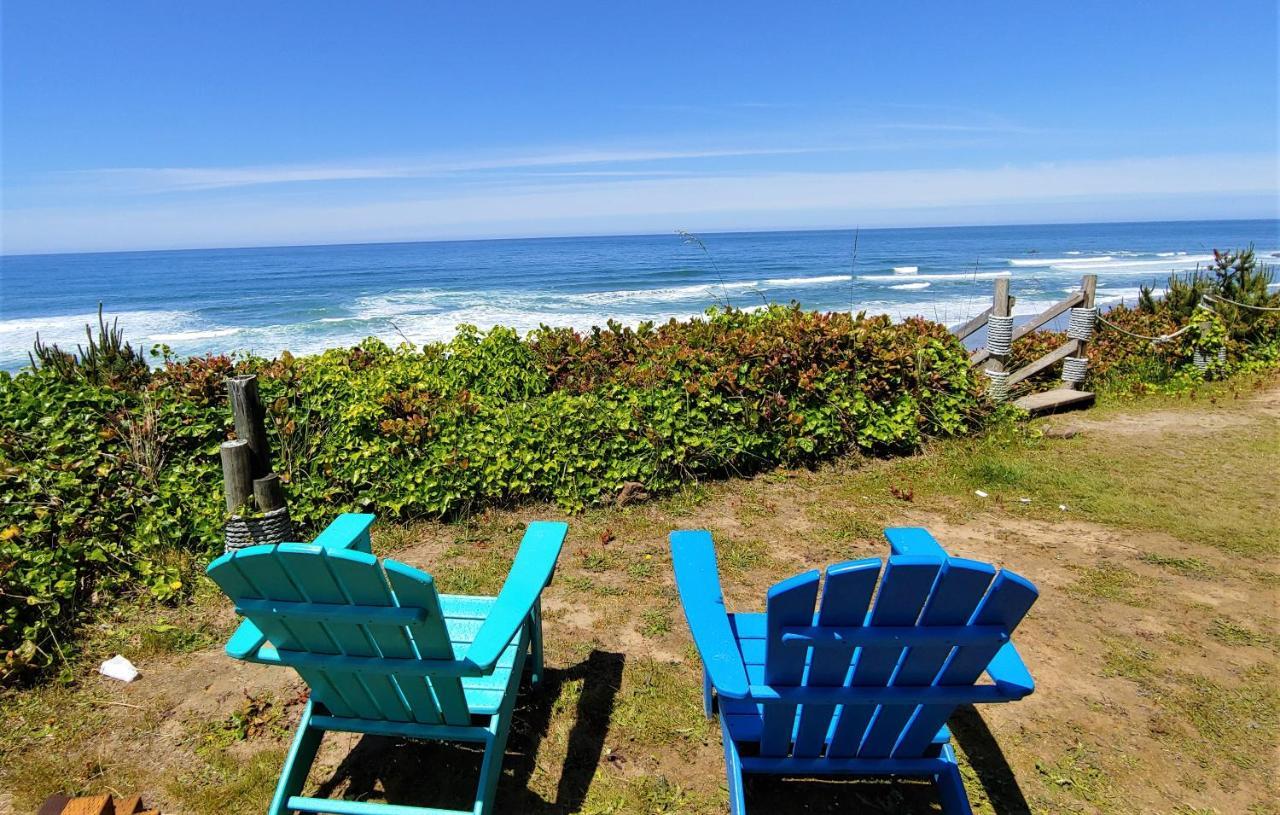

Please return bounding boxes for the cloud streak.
[5,153,1276,254]
[55,145,848,193]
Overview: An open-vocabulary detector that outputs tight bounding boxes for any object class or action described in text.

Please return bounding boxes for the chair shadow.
[949,704,1033,815]
[310,649,625,814]
[742,705,1033,814]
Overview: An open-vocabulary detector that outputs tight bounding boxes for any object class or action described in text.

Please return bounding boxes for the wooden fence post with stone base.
[220,374,294,551]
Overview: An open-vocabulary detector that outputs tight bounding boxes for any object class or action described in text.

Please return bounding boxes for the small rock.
[1059,504,1069,511]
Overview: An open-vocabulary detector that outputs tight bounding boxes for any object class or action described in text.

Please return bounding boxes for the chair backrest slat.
[207,543,472,726]
[825,557,942,758]
[210,545,362,718]
[274,545,403,721]
[760,570,820,756]
[384,561,471,725]
[791,559,881,757]
[891,569,1037,757]
[858,558,996,758]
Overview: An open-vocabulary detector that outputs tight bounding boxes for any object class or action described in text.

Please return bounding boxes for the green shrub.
[0,305,981,681]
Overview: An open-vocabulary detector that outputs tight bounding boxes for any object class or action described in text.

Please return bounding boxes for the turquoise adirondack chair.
[670,526,1038,815]
[206,513,568,815]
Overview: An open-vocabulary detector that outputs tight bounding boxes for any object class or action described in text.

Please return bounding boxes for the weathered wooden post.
[1061,274,1097,391]
[227,375,272,477]
[221,374,294,551]
[983,277,1014,401]
[219,439,253,515]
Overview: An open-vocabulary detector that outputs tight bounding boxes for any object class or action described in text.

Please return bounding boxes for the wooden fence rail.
[953,273,1099,415]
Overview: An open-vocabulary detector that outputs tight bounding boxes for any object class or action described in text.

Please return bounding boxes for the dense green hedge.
[0,305,982,679]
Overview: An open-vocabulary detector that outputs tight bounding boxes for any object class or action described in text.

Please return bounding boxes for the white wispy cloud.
[55,145,844,193]
[5,153,1275,254]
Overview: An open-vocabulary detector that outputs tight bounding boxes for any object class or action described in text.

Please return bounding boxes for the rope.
[986,315,1014,356]
[1061,356,1088,384]
[225,507,294,553]
[984,369,1010,401]
[1066,307,1097,341]
[1202,293,1280,312]
[1095,312,1197,343]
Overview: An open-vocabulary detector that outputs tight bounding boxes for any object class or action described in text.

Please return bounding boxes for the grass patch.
[1035,742,1117,810]
[905,387,1280,557]
[639,608,672,639]
[1209,617,1280,652]
[1139,552,1213,578]
[1069,563,1152,606]
[611,658,710,751]
[719,538,768,574]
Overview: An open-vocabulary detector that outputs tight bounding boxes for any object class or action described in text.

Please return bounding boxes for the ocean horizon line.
[4,215,1276,260]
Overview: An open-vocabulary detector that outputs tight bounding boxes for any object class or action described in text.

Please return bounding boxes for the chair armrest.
[311,513,377,553]
[884,527,949,559]
[225,618,269,660]
[985,641,1035,698]
[462,521,568,672]
[670,530,750,700]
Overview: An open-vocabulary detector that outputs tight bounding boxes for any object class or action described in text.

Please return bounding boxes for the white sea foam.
[0,309,197,362]
[858,271,1012,282]
[149,327,241,342]
[1008,255,1112,267]
[1047,254,1214,273]
[889,282,931,290]
[762,274,852,286]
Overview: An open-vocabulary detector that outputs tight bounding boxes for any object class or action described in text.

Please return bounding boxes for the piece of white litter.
[99,654,139,682]
[1058,504,1069,512]
[1019,497,1032,504]
[974,490,989,498]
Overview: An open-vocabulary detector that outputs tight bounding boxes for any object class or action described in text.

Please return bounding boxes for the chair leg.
[269,701,324,815]
[703,668,714,718]
[934,743,974,815]
[719,716,747,815]
[529,598,544,688]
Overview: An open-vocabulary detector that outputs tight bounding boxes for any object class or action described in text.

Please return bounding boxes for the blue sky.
[2,1,1277,254]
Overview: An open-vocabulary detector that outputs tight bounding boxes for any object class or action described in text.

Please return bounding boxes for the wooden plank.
[1007,339,1080,387]
[37,795,70,815]
[950,306,992,341]
[113,795,144,814]
[1013,388,1096,415]
[60,795,112,815]
[972,290,1085,366]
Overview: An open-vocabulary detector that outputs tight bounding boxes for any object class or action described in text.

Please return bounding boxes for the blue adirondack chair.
[671,526,1038,815]
[206,513,568,815]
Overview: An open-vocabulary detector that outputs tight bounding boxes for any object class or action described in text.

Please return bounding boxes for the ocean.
[2,219,1277,371]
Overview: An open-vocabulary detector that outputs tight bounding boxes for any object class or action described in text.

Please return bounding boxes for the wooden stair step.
[1014,388,1095,415]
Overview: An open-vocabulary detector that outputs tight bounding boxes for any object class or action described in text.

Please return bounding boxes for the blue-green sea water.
[2,219,1277,370]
